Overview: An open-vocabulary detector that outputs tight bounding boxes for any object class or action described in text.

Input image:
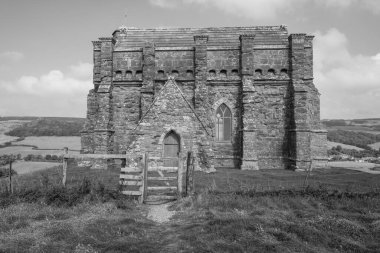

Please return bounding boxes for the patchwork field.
[327,141,364,150]
[0,120,29,145]
[5,161,60,175]
[16,136,81,150]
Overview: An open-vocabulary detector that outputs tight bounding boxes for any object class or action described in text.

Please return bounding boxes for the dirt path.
[147,203,176,223]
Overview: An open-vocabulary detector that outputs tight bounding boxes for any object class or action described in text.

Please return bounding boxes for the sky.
[0,0,379,119]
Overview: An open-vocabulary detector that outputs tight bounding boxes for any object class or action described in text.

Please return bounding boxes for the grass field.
[0,164,380,252]
[327,141,364,150]
[7,161,60,175]
[16,136,81,150]
[0,146,80,157]
[369,142,380,150]
[0,136,81,159]
[327,125,380,135]
[0,120,29,145]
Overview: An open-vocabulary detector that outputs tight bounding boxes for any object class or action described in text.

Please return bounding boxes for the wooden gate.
[145,160,179,203]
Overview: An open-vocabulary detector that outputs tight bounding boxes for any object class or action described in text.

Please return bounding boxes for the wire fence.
[1,156,380,196]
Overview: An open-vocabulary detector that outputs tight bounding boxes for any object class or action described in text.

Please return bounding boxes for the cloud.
[317,0,380,13]
[69,62,93,80]
[314,28,380,119]
[0,62,93,117]
[151,0,298,19]
[149,0,178,8]
[0,51,24,62]
[150,0,380,19]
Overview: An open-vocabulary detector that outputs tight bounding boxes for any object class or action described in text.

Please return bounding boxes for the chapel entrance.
[163,131,180,167]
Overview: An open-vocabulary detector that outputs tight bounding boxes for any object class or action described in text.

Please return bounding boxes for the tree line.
[6,118,85,137]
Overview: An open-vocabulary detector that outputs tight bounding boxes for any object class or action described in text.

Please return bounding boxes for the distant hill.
[5,118,85,137]
[322,118,380,132]
[0,116,38,121]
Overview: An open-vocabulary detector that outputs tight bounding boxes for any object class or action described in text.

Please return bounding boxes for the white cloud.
[152,0,298,19]
[69,62,93,80]
[314,28,380,119]
[317,0,380,13]
[0,62,93,117]
[149,0,179,8]
[0,51,24,62]
[150,0,380,19]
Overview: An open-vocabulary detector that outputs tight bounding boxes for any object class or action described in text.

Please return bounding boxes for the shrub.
[0,167,18,178]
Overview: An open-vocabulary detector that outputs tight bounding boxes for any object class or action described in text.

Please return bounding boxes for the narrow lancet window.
[216,103,232,141]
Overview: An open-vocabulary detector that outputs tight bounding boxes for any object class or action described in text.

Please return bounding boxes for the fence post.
[9,159,13,194]
[140,152,148,204]
[62,147,68,187]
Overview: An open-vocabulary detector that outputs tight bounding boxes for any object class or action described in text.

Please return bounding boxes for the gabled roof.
[133,77,211,136]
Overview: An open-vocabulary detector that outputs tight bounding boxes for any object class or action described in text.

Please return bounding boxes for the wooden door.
[164,132,179,167]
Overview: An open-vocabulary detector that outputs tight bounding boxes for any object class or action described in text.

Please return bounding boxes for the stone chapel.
[81,25,328,171]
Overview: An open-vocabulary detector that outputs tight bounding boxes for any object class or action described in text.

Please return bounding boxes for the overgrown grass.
[194,168,380,193]
[0,162,158,252]
[171,186,380,252]
[1,165,380,252]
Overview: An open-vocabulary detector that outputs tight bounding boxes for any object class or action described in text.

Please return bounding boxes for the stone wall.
[81,26,328,171]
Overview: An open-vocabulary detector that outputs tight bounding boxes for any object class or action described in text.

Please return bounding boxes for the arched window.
[125,71,132,80]
[115,71,122,80]
[208,70,216,79]
[216,104,232,141]
[220,69,227,78]
[157,70,165,79]
[231,69,239,76]
[186,70,193,78]
[268,69,276,75]
[171,70,179,78]
[135,70,142,80]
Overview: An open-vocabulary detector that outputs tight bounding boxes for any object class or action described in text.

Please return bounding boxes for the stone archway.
[163,131,180,167]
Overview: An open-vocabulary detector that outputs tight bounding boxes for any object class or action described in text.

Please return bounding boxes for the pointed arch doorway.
[163,131,180,167]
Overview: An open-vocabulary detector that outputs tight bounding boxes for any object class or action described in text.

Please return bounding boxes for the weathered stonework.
[81,26,328,170]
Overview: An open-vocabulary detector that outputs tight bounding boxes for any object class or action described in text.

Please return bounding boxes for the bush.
[0,167,18,178]
[327,130,380,149]
[0,177,129,208]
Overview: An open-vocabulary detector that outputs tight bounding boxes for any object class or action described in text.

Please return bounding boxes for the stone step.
[145,195,177,202]
[121,190,142,196]
[120,167,142,173]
